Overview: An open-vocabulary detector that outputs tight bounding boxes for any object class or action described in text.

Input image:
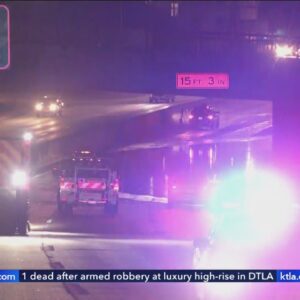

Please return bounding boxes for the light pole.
[11,132,34,235]
[22,132,33,169]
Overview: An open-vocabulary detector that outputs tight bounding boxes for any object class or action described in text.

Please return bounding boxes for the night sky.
[0,1,300,98]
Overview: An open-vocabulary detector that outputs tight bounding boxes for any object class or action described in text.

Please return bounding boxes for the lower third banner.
[2,270,300,283]
[19,270,276,283]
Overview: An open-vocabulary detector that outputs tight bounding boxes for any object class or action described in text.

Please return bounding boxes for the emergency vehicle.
[55,151,119,216]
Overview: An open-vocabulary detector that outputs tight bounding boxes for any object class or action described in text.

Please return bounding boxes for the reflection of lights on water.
[164,174,169,196]
[149,176,154,195]
[162,156,166,171]
[245,144,254,175]
[208,147,213,168]
[230,157,234,166]
[208,145,216,169]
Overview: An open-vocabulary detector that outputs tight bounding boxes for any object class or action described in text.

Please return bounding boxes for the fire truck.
[55,150,119,216]
[0,133,32,236]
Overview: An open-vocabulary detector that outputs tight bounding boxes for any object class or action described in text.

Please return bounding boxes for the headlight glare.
[49,103,58,112]
[35,103,43,111]
[11,170,28,189]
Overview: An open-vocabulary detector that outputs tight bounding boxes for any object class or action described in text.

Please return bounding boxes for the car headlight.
[35,103,43,111]
[49,103,58,111]
[11,170,29,189]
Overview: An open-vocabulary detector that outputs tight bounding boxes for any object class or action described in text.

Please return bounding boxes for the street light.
[11,170,28,189]
[23,132,33,142]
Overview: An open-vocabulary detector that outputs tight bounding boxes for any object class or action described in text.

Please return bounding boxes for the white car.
[34,95,64,117]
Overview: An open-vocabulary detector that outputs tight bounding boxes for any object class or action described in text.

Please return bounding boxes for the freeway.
[0,91,189,143]
[0,91,271,146]
[0,91,272,177]
[0,90,283,300]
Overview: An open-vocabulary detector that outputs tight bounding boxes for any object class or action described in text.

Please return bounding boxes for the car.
[149,93,175,103]
[180,104,220,130]
[34,95,64,117]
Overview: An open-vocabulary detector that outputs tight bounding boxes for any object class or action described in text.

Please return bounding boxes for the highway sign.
[176,73,229,89]
[0,5,10,70]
